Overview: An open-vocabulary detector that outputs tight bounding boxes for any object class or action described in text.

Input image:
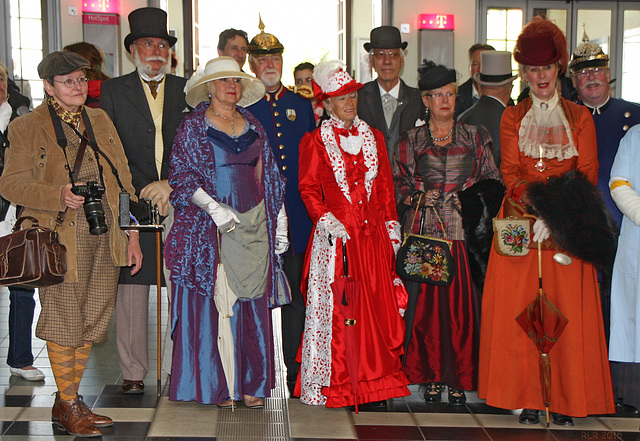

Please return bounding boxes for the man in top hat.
[458,51,516,167]
[357,26,424,162]
[455,44,495,117]
[570,31,640,228]
[100,7,188,394]
[246,17,315,397]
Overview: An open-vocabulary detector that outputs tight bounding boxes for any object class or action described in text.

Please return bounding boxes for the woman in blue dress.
[165,57,287,407]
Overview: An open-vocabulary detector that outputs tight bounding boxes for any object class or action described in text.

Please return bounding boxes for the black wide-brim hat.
[124,7,177,54]
[363,26,408,52]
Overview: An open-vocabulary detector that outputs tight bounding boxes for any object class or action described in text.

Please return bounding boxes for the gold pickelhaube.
[568,25,609,74]
[247,15,284,56]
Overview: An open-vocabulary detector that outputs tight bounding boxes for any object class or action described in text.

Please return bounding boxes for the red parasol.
[330,240,361,413]
[516,241,569,426]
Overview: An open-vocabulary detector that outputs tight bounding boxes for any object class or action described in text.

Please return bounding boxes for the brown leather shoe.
[52,393,113,427]
[53,395,101,437]
[121,380,144,394]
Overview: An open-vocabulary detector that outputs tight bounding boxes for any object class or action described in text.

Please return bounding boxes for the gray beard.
[133,49,170,78]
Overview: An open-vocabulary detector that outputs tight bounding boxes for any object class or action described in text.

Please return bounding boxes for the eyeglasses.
[136,40,170,50]
[575,67,607,79]
[425,92,456,100]
[54,77,89,88]
[371,50,402,60]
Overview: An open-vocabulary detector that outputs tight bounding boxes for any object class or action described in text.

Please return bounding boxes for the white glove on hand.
[386,220,401,256]
[532,218,550,243]
[318,212,350,241]
[275,205,289,255]
[610,178,640,226]
[191,187,240,232]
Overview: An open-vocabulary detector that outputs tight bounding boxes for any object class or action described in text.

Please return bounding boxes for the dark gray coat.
[100,72,188,285]
[458,95,507,167]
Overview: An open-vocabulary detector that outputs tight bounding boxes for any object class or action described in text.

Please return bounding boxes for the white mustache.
[582,79,606,88]
[146,56,168,63]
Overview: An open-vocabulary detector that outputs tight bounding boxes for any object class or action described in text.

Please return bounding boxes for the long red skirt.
[402,241,479,390]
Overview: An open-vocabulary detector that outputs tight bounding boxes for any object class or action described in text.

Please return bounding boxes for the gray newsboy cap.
[37,51,90,79]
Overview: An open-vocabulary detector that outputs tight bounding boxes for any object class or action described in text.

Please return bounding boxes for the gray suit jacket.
[458,95,506,167]
[100,71,188,285]
[357,79,425,163]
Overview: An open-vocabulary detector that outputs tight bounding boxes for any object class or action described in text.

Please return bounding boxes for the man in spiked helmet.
[570,28,640,229]
[246,16,316,397]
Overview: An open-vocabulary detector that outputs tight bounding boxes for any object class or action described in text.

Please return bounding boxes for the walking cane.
[156,228,162,397]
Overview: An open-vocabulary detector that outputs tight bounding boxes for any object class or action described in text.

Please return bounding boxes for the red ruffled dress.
[296,117,410,407]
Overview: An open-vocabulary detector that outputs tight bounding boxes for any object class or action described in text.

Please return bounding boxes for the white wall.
[351,0,477,88]
[57,0,182,77]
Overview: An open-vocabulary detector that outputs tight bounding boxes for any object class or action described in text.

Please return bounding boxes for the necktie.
[382,93,397,128]
[144,79,159,99]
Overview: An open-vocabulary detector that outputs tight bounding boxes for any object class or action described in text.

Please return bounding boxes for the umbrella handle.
[342,240,348,277]
[537,241,543,294]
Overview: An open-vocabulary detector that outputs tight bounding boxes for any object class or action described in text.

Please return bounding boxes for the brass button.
[69,221,75,226]
[272,102,277,107]
[38,163,44,167]
[279,145,285,150]
[277,132,282,138]
[282,165,288,171]
[276,123,281,127]
[624,125,630,131]
[625,111,631,118]
[281,155,286,160]
[274,111,279,117]
[110,138,114,143]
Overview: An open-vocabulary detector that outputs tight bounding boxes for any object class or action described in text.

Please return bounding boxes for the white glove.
[275,205,289,255]
[532,218,550,242]
[610,177,640,226]
[386,220,401,256]
[191,187,240,232]
[318,212,350,241]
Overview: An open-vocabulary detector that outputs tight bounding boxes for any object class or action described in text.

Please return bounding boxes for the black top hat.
[363,26,408,52]
[124,7,177,54]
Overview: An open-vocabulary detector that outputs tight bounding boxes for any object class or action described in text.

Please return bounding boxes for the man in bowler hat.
[357,26,424,161]
[100,7,188,394]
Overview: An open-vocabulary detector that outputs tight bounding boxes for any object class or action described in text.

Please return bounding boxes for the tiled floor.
[0,286,638,441]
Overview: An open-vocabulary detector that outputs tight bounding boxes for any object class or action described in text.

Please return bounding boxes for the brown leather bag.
[0,216,67,287]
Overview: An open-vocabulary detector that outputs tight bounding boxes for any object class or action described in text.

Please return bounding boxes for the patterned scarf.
[47,96,83,128]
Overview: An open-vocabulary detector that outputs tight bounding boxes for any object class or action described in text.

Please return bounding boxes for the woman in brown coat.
[0,51,142,437]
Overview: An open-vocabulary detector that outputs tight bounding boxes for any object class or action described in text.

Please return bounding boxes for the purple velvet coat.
[165,102,285,301]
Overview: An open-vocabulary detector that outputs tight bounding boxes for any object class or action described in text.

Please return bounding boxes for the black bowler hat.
[363,26,408,52]
[124,7,177,54]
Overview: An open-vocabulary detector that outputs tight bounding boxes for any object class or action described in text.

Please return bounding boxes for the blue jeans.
[7,287,36,368]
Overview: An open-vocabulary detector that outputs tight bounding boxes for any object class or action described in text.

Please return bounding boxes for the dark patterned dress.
[393,122,500,390]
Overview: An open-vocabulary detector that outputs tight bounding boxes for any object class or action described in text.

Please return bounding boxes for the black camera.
[72,181,108,235]
[119,193,158,228]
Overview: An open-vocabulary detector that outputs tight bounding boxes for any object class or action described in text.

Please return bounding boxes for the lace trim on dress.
[518,91,578,161]
[299,213,336,405]
[320,116,378,204]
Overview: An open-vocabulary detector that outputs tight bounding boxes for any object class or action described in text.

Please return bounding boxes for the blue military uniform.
[580,97,640,226]
[248,84,315,253]
[248,82,315,394]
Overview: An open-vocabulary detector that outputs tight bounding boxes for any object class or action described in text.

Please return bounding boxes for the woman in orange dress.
[478,19,615,426]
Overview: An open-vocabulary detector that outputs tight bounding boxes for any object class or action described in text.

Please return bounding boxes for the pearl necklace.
[210,108,238,136]
[428,123,454,142]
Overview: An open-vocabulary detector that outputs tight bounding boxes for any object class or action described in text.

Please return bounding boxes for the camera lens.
[84,200,108,235]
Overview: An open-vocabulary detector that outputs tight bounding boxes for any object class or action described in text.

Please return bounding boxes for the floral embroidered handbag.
[396,197,455,286]
[492,215,531,256]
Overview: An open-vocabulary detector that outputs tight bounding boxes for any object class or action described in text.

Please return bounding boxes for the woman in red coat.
[478,19,615,426]
[296,60,410,408]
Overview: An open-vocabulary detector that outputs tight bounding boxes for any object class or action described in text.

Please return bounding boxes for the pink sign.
[82,0,119,14]
[82,13,119,26]
[418,14,455,30]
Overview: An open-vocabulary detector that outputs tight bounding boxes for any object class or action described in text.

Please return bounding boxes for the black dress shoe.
[447,387,466,405]
[518,409,540,425]
[122,380,144,394]
[551,412,574,426]
[424,383,442,403]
